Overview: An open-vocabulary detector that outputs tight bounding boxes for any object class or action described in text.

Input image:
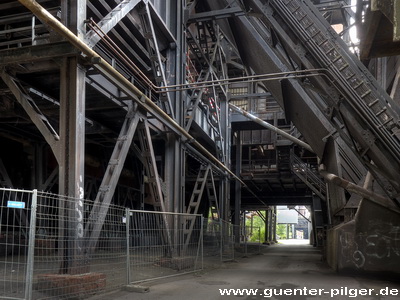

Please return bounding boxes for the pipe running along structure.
[229,103,315,153]
[18,0,244,185]
[319,167,400,213]
[87,18,333,93]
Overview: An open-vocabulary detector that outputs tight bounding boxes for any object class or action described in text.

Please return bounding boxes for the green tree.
[276,224,287,239]
[245,212,265,242]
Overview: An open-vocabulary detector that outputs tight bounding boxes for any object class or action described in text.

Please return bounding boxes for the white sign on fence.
[7,201,25,209]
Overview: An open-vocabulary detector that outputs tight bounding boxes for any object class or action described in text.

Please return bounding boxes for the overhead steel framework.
[1,0,400,276]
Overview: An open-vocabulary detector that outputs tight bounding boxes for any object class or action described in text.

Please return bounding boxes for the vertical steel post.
[201,217,204,270]
[25,189,37,300]
[273,209,276,241]
[264,210,268,243]
[268,209,272,242]
[59,55,87,274]
[244,226,248,256]
[125,208,131,284]
[57,0,87,275]
[219,219,223,262]
[234,132,242,244]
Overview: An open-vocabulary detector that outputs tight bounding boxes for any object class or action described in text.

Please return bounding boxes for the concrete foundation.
[327,198,400,274]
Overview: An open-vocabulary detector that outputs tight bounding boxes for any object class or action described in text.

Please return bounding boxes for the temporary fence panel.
[127,210,203,283]
[203,219,222,258]
[243,226,262,255]
[0,188,35,300]
[0,188,210,299]
[30,191,127,300]
[221,220,235,262]
[203,219,235,262]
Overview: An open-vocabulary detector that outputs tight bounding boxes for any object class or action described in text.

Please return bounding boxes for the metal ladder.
[205,169,220,220]
[183,165,212,248]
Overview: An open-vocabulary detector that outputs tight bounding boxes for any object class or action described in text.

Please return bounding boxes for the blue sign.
[7,201,26,209]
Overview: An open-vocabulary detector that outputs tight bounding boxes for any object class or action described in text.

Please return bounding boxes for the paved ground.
[92,240,400,299]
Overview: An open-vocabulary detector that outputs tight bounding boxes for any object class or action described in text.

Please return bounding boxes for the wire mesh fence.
[203,219,235,262]
[127,210,203,283]
[0,188,35,300]
[31,191,126,299]
[242,226,262,256]
[0,188,207,299]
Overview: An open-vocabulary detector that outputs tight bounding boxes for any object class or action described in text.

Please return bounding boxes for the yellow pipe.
[18,0,244,184]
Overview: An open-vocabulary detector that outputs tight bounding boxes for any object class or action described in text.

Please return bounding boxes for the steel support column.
[58,0,87,275]
[234,131,242,244]
[220,94,230,221]
[58,55,87,274]
[164,0,184,215]
[272,206,277,243]
[17,0,244,184]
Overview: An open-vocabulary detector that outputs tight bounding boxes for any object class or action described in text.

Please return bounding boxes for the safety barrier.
[203,219,235,262]
[0,188,35,300]
[127,210,203,283]
[242,226,262,256]
[0,188,204,299]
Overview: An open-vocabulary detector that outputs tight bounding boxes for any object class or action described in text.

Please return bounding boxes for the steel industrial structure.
[1,0,400,281]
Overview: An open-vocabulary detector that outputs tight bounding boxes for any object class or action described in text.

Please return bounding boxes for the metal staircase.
[185,31,219,131]
[277,146,291,172]
[200,0,400,200]
[185,25,226,162]
[269,0,400,195]
[290,151,326,201]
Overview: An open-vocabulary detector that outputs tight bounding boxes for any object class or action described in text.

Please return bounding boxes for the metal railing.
[290,152,326,200]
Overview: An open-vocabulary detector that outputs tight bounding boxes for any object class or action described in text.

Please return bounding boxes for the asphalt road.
[91,240,400,299]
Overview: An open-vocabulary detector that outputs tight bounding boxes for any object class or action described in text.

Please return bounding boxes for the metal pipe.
[163,73,333,93]
[229,103,315,153]
[159,68,332,90]
[87,20,155,91]
[319,168,400,214]
[71,18,334,93]
[17,0,244,185]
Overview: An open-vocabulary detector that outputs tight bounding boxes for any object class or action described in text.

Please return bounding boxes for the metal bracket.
[322,129,338,143]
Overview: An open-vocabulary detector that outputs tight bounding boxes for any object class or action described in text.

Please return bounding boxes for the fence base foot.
[36,272,106,298]
[123,284,150,293]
